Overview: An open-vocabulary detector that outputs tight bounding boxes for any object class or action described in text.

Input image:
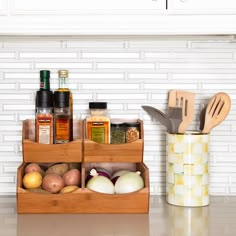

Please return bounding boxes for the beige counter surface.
[1,196,236,236]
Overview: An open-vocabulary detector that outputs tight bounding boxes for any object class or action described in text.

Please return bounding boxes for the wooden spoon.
[202,92,231,134]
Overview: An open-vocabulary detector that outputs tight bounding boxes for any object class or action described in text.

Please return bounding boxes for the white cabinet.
[1,0,236,35]
[0,0,6,15]
[168,0,236,13]
[12,0,166,14]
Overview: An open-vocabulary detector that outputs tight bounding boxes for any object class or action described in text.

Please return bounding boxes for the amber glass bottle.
[57,70,73,141]
[54,91,71,144]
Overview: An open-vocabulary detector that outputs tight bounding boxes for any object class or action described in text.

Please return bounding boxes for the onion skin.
[114,171,144,194]
[111,170,130,184]
[86,176,115,194]
[85,168,111,184]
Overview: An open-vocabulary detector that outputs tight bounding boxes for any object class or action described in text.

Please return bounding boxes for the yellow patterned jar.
[166,132,209,207]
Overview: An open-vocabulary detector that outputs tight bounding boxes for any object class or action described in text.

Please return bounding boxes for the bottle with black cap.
[35,90,54,144]
[86,102,110,144]
[54,91,71,144]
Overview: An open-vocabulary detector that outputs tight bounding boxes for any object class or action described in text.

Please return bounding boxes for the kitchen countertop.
[0,196,236,236]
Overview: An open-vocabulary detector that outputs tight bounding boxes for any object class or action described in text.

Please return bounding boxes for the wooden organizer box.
[17,119,149,214]
[84,119,144,163]
[22,119,82,163]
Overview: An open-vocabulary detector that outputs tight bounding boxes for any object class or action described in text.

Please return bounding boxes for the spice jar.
[125,122,140,143]
[110,122,126,144]
[35,90,54,144]
[86,102,110,144]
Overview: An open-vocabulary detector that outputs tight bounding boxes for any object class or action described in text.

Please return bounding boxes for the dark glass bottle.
[40,70,50,91]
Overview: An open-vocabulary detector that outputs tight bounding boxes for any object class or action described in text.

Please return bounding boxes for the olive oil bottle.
[56,70,73,141]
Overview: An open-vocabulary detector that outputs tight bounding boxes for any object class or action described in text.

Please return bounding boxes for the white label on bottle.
[39,125,50,144]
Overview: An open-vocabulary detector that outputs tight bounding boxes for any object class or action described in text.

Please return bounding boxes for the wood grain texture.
[17,163,149,214]
[22,119,83,163]
[83,119,144,163]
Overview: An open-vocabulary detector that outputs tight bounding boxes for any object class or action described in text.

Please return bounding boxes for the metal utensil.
[168,90,195,133]
[142,105,172,132]
[202,92,231,134]
[167,107,182,133]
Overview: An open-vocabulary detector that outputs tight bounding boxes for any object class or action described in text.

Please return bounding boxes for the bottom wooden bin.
[17,162,149,214]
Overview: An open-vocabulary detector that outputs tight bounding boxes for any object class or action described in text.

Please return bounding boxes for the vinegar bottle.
[57,70,73,141]
[54,91,71,144]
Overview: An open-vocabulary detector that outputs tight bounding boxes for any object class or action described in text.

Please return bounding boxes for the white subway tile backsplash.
[0,52,15,58]
[82,83,140,90]
[3,105,34,111]
[20,52,78,59]
[97,62,155,69]
[0,63,30,69]
[67,40,124,48]
[0,36,235,196]
[97,93,147,100]
[0,94,30,100]
[81,52,140,59]
[3,41,62,48]
[35,62,93,69]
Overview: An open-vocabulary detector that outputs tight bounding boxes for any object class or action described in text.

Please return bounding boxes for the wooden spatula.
[168,90,195,133]
[202,92,231,134]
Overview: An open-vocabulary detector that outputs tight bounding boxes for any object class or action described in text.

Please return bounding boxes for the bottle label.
[91,127,105,143]
[38,125,51,144]
[55,117,70,144]
[36,114,53,144]
[87,121,109,144]
[40,82,45,89]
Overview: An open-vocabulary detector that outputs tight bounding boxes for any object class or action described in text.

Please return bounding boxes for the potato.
[60,185,79,194]
[25,163,45,176]
[45,163,69,176]
[42,174,65,193]
[63,169,81,186]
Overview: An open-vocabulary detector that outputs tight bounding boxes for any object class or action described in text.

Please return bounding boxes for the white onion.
[111,169,130,184]
[86,175,115,194]
[115,171,144,194]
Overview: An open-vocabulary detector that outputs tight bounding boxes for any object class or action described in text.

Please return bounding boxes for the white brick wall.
[0,36,235,195]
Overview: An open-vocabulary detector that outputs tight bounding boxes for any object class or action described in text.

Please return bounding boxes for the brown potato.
[42,174,65,193]
[45,163,69,176]
[63,169,81,186]
[24,163,45,176]
[60,185,79,194]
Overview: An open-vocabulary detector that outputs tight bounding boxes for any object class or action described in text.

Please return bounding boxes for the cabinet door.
[168,0,236,13]
[11,0,166,14]
[0,0,6,15]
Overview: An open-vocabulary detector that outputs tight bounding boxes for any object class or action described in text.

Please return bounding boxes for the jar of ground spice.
[110,122,126,144]
[125,122,140,143]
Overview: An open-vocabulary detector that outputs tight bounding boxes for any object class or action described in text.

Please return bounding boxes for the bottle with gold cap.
[57,70,73,141]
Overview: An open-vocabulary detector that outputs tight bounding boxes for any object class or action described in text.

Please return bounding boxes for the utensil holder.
[166,132,209,207]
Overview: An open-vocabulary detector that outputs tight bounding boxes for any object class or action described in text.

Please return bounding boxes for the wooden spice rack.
[17,119,150,214]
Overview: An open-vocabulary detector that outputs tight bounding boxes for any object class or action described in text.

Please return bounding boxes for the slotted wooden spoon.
[168,90,195,133]
[202,92,231,134]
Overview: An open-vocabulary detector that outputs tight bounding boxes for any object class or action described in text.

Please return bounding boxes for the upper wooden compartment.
[83,119,144,163]
[22,119,83,163]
